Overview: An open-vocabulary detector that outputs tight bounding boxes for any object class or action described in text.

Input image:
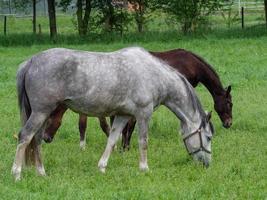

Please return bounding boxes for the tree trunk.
[47,0,57,40]
[33,0,36,34]
[130,0,145,33]
[104,1,114,32]
[83,0,92,35]
[182,20,191,34]
[76,0,83,35]
[264,0,267,28]
[76,0,92,36]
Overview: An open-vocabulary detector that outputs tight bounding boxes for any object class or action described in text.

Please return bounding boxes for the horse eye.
[206,136,212,142]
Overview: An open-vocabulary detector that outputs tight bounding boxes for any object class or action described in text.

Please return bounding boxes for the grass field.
[0,20,267,199]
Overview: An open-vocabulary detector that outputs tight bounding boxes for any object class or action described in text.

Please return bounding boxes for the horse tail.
[17,60,32,125]
[17,60,36,165]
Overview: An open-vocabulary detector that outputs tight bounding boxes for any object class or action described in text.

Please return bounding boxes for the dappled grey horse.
[12,47,214,181]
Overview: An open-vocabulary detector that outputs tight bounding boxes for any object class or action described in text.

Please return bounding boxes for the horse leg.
[136,112,151,171]
[98,117,110,137]
[79,114,87,150]
[11,112,49,181]
[121,126,128,150]
[98,116,131,173]
[110,116,115,126]
[43,105,67,143]
[122,117,136,151]
[33,128,46,176]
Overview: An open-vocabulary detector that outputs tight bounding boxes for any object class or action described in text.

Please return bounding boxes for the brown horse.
[43,49,232,150]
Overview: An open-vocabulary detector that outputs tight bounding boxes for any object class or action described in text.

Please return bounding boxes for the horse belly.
[64,95,135,117]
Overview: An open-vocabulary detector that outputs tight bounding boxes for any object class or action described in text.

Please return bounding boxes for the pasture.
[0,26,267,199]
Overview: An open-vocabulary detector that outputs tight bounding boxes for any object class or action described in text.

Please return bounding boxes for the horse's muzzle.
[223,119,232,128]
[43,134,53,143]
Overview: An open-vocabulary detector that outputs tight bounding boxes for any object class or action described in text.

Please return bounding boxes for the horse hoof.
[139,163,149,172]
[11,164,21,181]
[37,166,46,176]
[99,167,106,173]
[112,144,117,151]
[98,160,107,173]
[14,174,21,182]
[80,141,86,151]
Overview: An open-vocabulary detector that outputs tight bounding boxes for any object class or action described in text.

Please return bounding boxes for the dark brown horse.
[43,49,232,150]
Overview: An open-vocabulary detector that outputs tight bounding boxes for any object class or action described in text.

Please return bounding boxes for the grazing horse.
[12,47,214,181]
[43,48,232,150]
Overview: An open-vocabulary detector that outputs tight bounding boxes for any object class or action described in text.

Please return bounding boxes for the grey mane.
[178,74,207,120]
[150,52,207,121]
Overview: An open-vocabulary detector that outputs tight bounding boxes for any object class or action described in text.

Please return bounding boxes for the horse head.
[214,85,233,128]
[182,111,214,167]
[42,117,59,143]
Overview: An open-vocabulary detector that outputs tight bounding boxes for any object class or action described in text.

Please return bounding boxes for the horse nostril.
[43,135,53,143]
[203,161,209,168]
[223,120,232,128]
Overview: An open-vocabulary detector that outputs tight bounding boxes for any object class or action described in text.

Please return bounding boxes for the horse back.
[150,49,205,87]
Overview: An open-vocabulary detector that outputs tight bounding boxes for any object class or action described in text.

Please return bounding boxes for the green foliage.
[12,0,41,14]
[152,0,221,33]
[128,0,152,32]
[92,0,131,33]
[58,0,133,35]
[59,0,73,12]
[12,0,31,12]
[220,1,240,28]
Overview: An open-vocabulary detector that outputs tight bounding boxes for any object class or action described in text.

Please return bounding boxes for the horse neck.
[165,77,203,134]
[196,57,226,99]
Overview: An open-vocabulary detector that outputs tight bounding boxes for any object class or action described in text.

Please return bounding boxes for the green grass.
[0,21,267,199]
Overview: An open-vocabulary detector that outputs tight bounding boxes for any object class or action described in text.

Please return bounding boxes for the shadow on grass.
[0,24,266,47]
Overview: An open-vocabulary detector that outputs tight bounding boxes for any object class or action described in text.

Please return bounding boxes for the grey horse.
[12,47,214,181]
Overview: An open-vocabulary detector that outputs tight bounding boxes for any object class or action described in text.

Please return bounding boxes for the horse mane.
[187,50,220,80]
[178,74,207,119]
[148,49,207,120]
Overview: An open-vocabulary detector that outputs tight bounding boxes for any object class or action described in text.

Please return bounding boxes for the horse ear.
[206,111,212,122]
[226,85,231,94]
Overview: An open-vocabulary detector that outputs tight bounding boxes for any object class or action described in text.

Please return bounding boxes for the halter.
[182,122,211,155]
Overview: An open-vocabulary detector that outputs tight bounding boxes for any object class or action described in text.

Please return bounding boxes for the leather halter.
[182,122,211,155]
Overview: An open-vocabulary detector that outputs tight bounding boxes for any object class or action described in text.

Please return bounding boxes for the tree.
[94,0,130,33]
[59,0,131,35]
[95,0,116,32]
[220,0,239,28]
[60,0,92,36]
[77,0,92,36]
[153,0,221,34]
[47,0,57,40]
[129,0,150,32]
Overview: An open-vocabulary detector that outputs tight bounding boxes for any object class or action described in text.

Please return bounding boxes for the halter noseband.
[182,122,211,155]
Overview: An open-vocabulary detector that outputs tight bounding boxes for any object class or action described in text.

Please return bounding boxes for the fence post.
[4,16,7,35]
[264,0,267,28]
[241,7,244,29]
[38,24,42,34]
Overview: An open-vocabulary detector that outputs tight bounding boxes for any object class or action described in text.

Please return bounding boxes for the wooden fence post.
[264,0,267,28]
[241,7,244,29]
[4,16,7,35]
[38,24,42,34]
